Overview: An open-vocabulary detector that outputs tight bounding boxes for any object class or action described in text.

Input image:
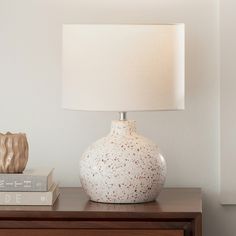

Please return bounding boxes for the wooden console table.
[0,187,202,236]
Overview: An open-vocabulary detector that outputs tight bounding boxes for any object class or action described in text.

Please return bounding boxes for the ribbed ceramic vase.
[0,132,28,173]
[79,120,167,203]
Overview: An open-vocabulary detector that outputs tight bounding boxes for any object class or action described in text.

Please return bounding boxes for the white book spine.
[0,184,59,205]
[0,170,53,192]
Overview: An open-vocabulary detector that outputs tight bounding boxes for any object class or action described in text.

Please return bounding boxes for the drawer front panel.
[0,229,184,236]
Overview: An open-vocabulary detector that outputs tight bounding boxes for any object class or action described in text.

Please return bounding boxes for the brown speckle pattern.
[79,120,167,203]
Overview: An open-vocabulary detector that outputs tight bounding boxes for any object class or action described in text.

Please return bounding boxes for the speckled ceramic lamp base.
[79,120,167,203]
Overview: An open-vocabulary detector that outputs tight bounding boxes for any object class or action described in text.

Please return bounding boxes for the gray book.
[0,183,59,205]
[0,168,54,192]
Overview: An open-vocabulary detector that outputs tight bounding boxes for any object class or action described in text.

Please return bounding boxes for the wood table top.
[0,187,202,219]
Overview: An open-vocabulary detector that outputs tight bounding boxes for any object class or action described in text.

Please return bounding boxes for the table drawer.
[0,229,184,236]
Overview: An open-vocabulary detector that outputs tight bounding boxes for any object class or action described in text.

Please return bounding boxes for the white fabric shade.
[62,24,185,111]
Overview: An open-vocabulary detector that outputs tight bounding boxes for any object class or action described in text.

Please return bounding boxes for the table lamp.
[62,24,185,203]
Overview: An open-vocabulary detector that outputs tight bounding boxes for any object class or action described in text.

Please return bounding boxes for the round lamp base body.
[79,120,167,203]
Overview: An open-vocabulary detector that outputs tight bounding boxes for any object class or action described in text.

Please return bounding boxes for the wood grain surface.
[0,229,184,236]
[0,187,202,219]
[0,188,202,236]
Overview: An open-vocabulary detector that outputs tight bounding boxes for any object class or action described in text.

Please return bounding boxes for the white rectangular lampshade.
[62,24,185,111]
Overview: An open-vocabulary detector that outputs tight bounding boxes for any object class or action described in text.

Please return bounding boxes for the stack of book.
[0,168,59,205]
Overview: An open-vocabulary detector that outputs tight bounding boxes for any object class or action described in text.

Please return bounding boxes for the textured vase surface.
[0,132,28,173]
[79,120,167,203]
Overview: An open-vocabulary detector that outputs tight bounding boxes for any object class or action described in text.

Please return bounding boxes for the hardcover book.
[0,168,54,192]
[0,183,59,205]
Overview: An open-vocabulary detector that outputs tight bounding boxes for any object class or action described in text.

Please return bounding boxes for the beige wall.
[0,0,224,235]
[220,0,236,203]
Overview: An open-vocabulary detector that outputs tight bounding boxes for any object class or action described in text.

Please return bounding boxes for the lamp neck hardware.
[119,112,127,121]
